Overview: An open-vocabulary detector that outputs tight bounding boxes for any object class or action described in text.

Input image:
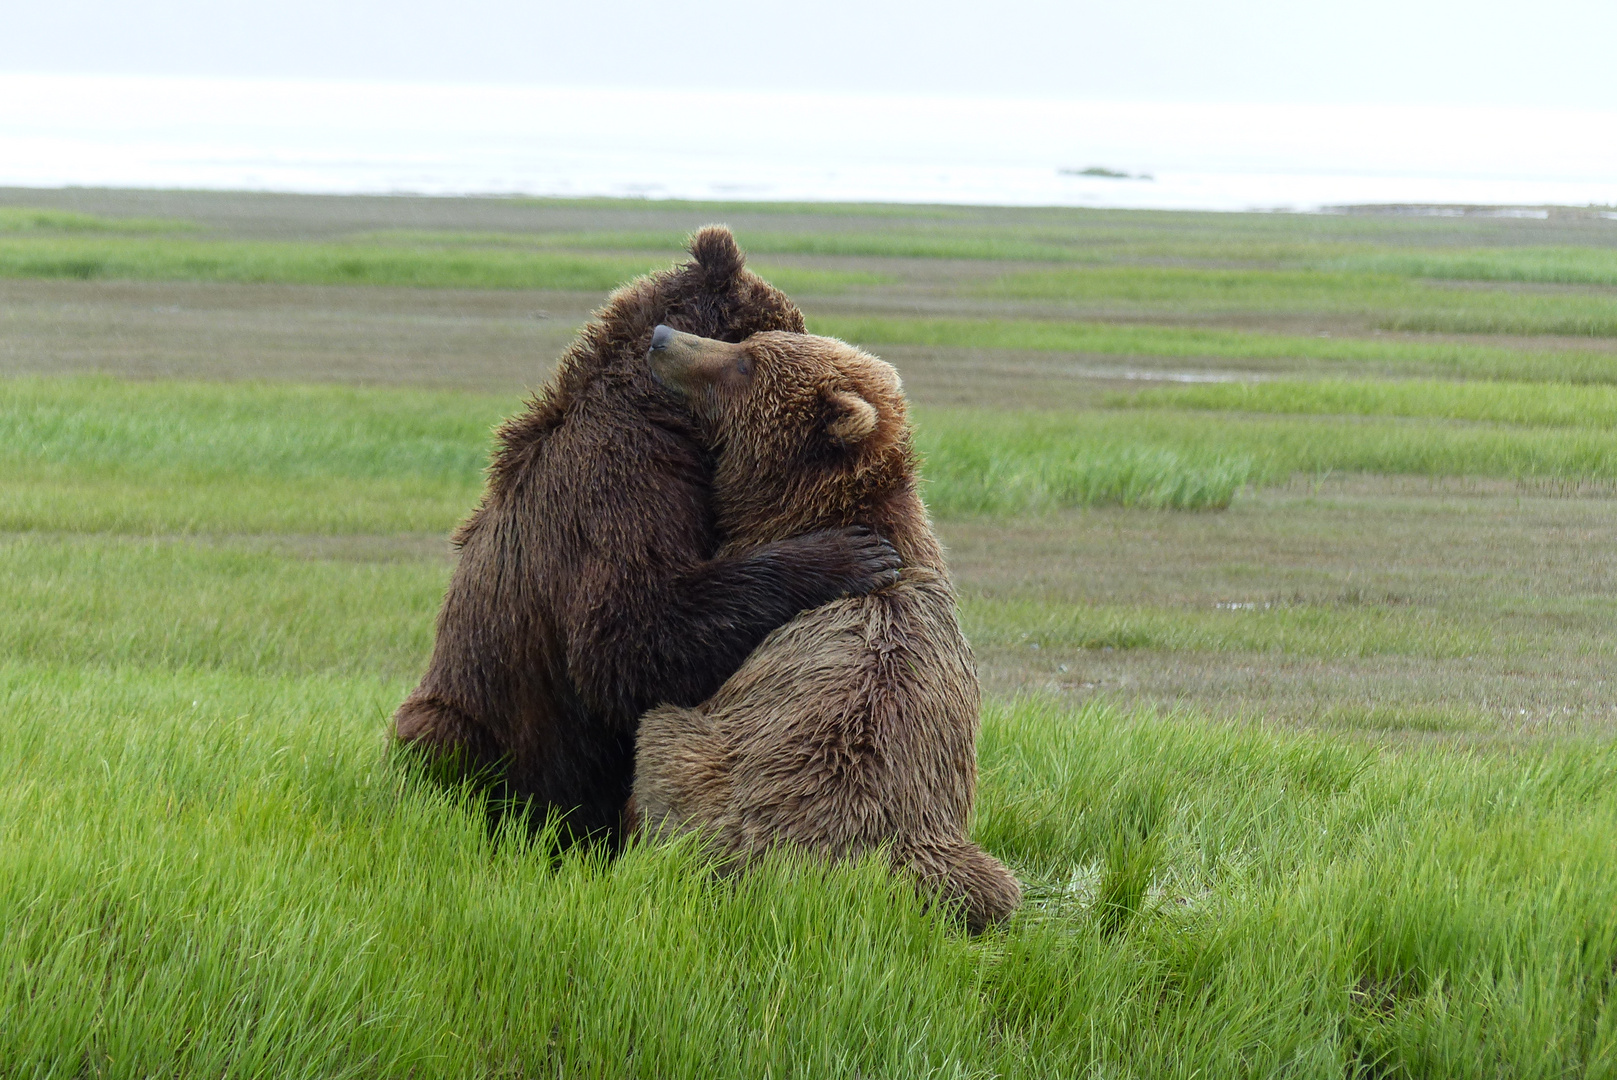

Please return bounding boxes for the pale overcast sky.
[7,0,1616,109]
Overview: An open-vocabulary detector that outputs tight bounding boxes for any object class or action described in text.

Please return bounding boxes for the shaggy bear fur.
[630,327,1022,932]
[394,229,901,844]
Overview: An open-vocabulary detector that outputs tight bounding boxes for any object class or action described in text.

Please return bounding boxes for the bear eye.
[735,358,752,377]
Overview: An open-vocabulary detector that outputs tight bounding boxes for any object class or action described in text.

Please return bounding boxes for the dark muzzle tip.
[650,324,674,351]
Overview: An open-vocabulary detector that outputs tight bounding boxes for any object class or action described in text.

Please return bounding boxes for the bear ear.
[825,390,879,446]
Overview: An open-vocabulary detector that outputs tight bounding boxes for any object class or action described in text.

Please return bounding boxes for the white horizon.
[5,72,1616,212]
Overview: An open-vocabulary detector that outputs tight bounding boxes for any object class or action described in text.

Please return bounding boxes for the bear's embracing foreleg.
[582,526,901,721]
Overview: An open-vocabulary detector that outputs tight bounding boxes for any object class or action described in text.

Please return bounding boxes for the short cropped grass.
[0,534,443,679]
[359,227,1124,264]
[916,416,1254,513]
[395,224,1437,272]
[9,378,1617,537]
[812,315,1617,384]
[0,377,499,533]
[1116,377,1617,428]
[960,595,1497,662]
[987,265,1409,308]
[919,406,1617,498]
[0,236,884,294]
[2,377,504,483]
[0,377,1250,528]
[0,206,195,233]
[360,229,1617,287]
[1335,246,1617,287]
[5,658,1617,1078]
[511,196,982,219]
[985,266,1617,338]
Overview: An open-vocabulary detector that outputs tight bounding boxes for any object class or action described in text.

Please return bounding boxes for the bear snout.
[646,325,748,396]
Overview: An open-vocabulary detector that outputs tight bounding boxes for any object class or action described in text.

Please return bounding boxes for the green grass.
[0,236,885,294]
[11,212,1614,315]
[1335,246,1617,287]
[0,534,443,679]
[1,377,504,483]
[0,468,480,535]
[812,315,1617,384]
[8,528,1587,712]
[916,416,1254,513]
[985,266,1617,337]
[359,230,1617,289]
[0,206,195,233]
[360,227,1126,264]
[961,596,1496,661]
[1384,302,1617,339]
[6,653,1617,1077]
[1115,377,1617,428]
[2,378,1253,529]
[976,699,1617,1076]
[987,265,1408,307]
[8,378,1617,538]
[511,196,985,219]
[0,377,499,533]
[920,407,1617,496]
[7,196,1617,1076]
[361,225,1376,270]
[2,659,993,1079]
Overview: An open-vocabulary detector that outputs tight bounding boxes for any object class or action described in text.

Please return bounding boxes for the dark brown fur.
[631,330,1022,932]
[394,230,900,844]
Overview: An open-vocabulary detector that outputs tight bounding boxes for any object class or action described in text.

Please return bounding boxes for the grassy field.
[3,188,1617,1077]
[0,235,886,296]
[810,315,1617,384]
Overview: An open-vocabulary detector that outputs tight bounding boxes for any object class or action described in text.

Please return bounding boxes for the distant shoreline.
[2,184,1614,220]
[4,74,1617,212]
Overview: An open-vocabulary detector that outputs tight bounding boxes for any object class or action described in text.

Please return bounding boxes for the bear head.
[647,325,918,548]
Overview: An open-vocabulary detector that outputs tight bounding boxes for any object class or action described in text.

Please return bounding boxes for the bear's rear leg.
[902,839,1022,934]
[393,696,503,787]
[632,704,729,839]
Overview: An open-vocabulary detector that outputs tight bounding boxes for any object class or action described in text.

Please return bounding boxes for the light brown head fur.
[648,327,940,570]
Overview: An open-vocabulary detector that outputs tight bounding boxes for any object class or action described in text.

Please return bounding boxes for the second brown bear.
[630,326,1021,932]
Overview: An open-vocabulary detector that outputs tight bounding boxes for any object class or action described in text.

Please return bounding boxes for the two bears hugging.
[394,227,1020,932]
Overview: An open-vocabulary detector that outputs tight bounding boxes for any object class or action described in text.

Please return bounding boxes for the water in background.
[3,73,1615,211]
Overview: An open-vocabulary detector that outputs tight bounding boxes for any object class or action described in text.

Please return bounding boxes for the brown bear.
[394,229,901,845]
[630,326,1022,932]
